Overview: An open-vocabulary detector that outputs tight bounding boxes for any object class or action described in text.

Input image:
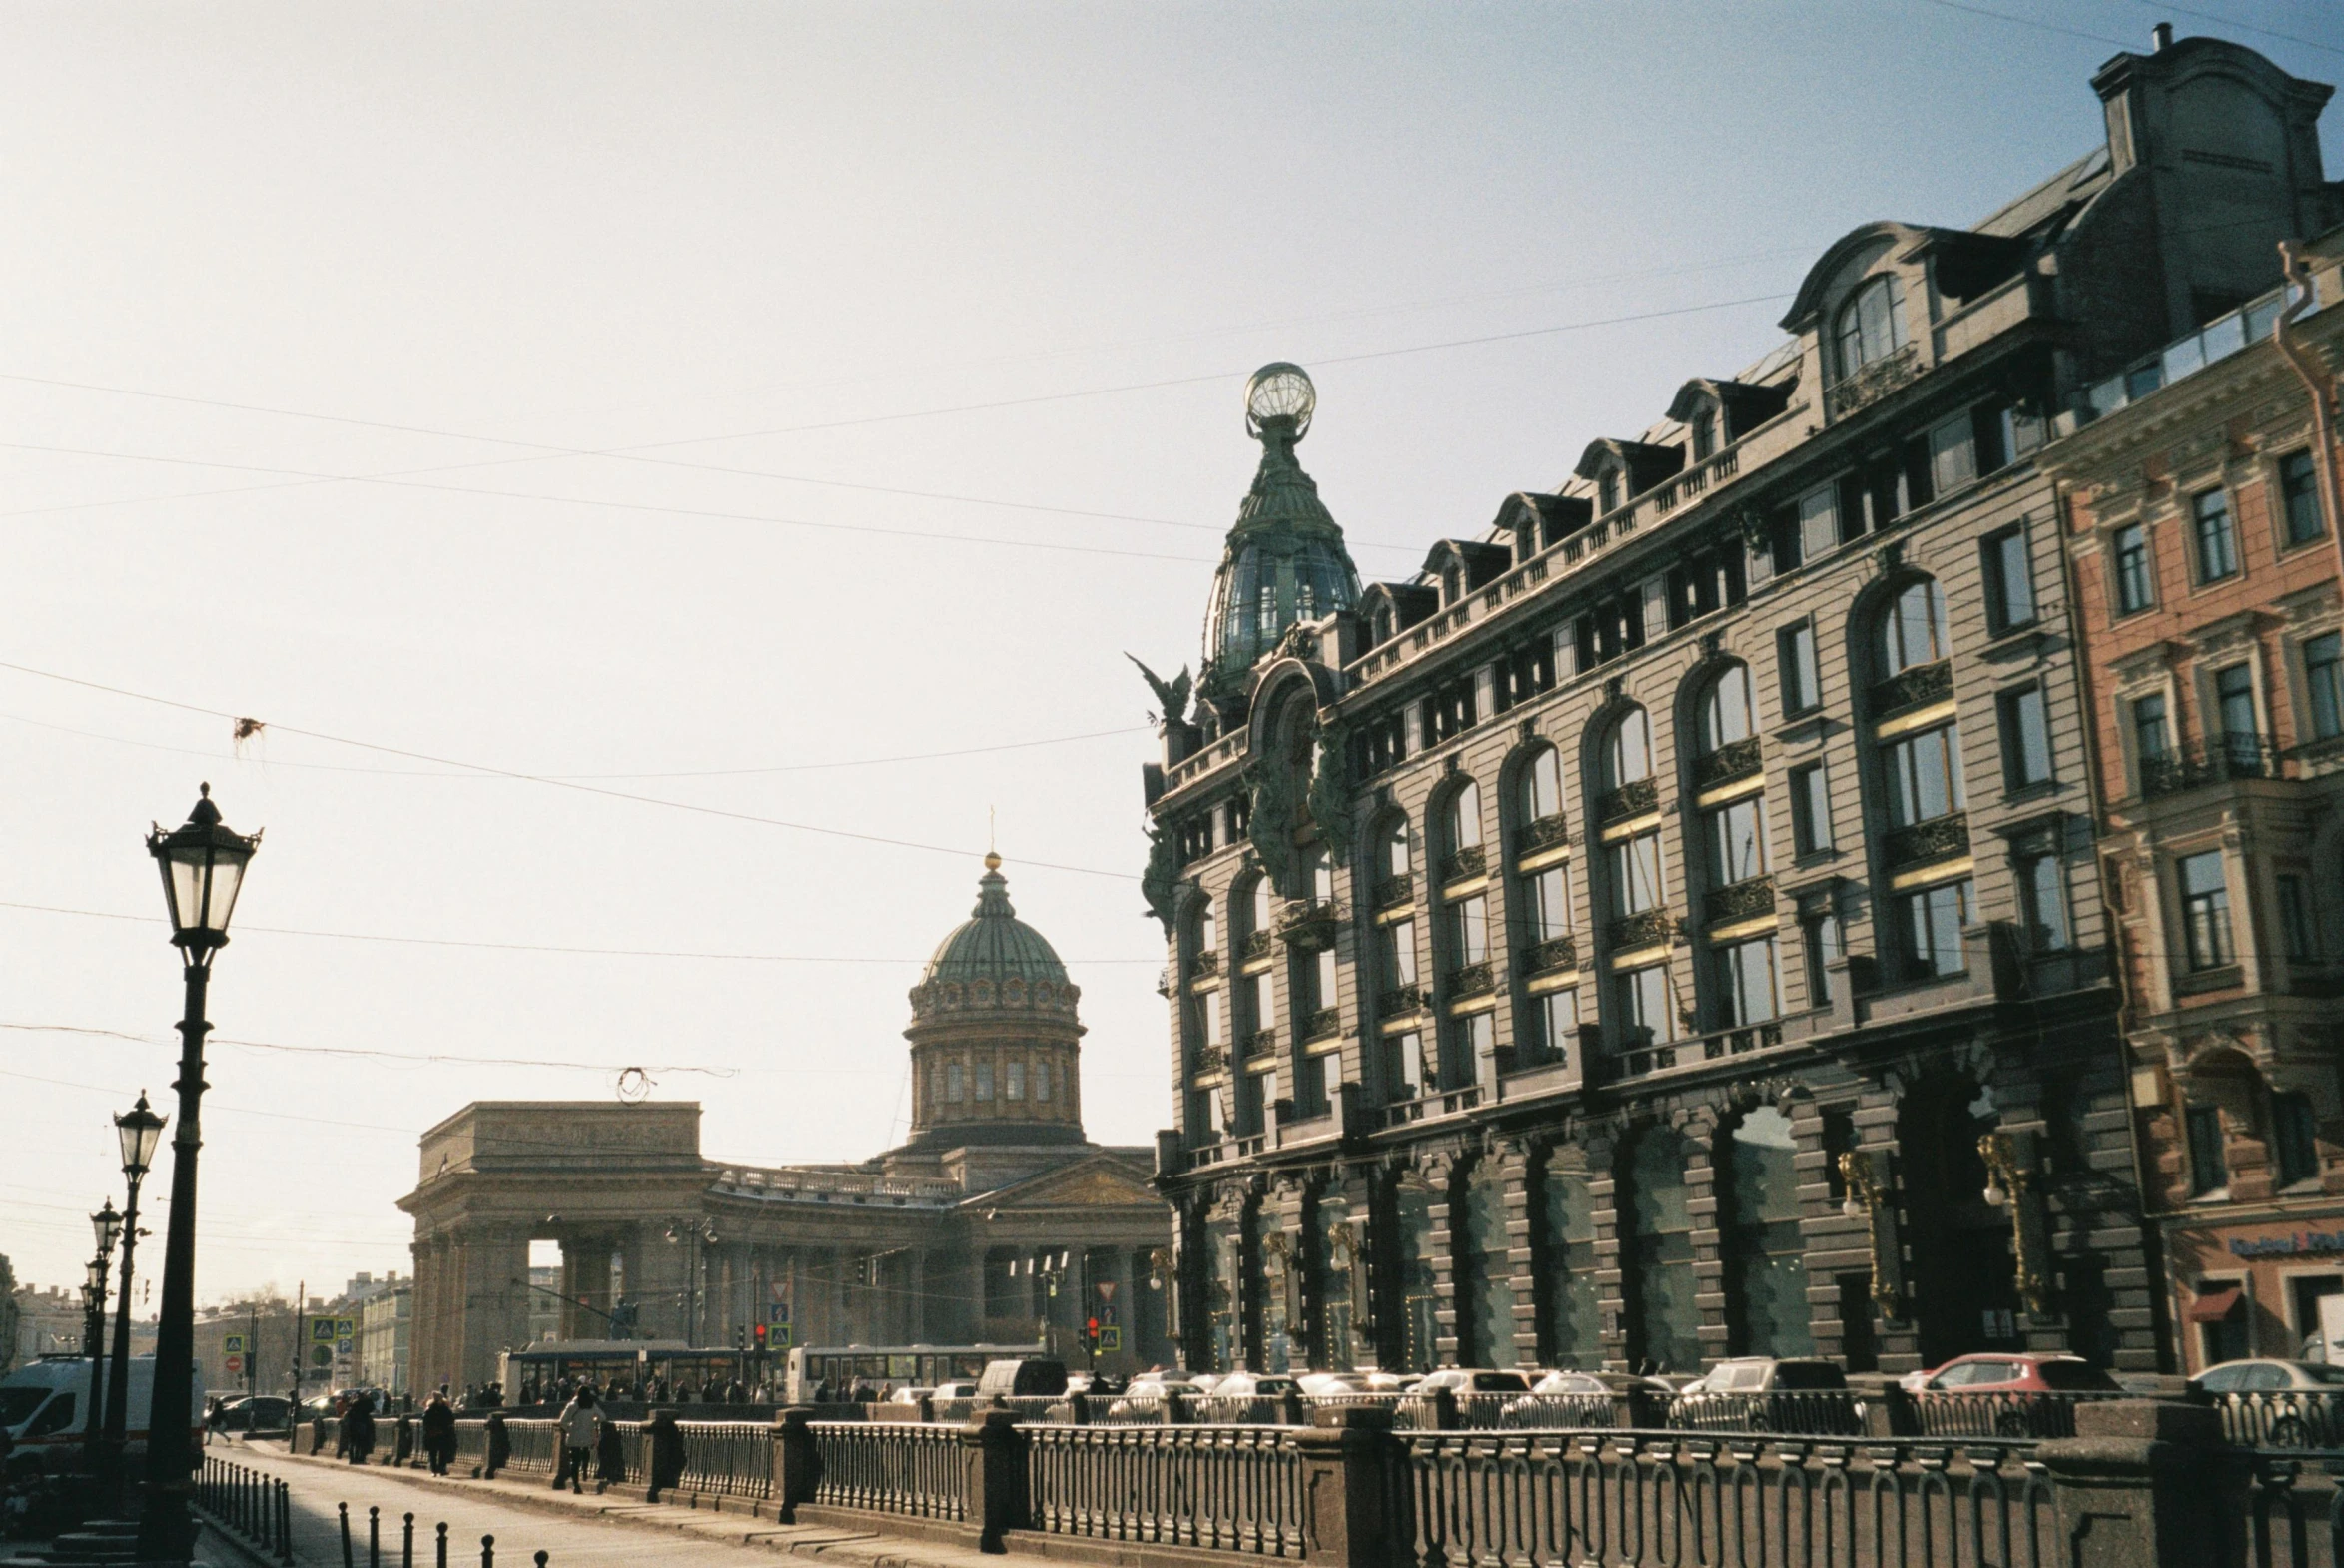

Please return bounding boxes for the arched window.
[1443,779,1483,863]
[1455,1163,1518,1369]
[1879,577,1949,677]
[1835,275,1909,377]
[1250,877,1275,937]
[1378,815,1413,880]
[1538,1160,1601,1370]
[1600,707,1653,793]
[1620,1126,1702,1373]
[1720,1107,1815,1358]
[1196,894,1218,958]
[1373,605,1395,644]
[1519,744,1565,827]
[1697,664,1755,755]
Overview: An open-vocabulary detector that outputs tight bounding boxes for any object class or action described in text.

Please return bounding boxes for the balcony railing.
[1691,736,1764,792]
[1371,873,1415,911]
[2141,736,2286,799]
[2083,282,2305,421]
[1613,1018,1788,1082]
[1869,659,1953,719]
[1608,908,1676,950]
[1378,982,1428,1017]
[1275,898,1341,949]
[1594,777,1659,826]
[1242,1027,1277,1057]
[1824,341,1923,419]
[1445,961,1496,999]
[1192,949,1220,979]
[1242,929,1274,960]
[1194,1044,1227,1074]
[1885,813,1969,869]
[1304,1006,1341,1040]
[2295,732,2344,769]
[1522,934,1578,975]
[1439,845,1487,883]
[1705,875,1776,928]
[1513,814,1571,859]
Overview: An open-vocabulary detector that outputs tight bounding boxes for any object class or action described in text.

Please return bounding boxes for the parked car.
[2194,1359,2344,1448]
[1107,1371,1201,1418]
[1904,1353,2121,1436]
[1295,1372,1364,1397]
[977,1357,1067,1399]
[1667,1358,1859,1435]
[929,1380,980,1402]
[1505,1370,1614,1426]
[1415,1368,1533,1393]
[1906,1353,2120,1394]
[211,1394,293,1433]
[1211,1372,1300,1398]
[887,1386,933,1405]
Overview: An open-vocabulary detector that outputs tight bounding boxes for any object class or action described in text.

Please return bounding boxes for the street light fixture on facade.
[105,1093,166,1497]
[136,784,261,1564]
[83,1207,118,1473]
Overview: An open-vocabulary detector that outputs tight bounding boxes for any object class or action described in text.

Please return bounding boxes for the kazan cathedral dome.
[900,853,1088,1149]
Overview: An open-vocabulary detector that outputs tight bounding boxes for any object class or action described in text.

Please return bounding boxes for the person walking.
[342,1393,377,1466]
[554,1387,600,1495]
[484,1410,511,1480]
[644,1409,688,1505]
[393,1408,414,1467]
[420,1392,457,1477]
[593,1414,627,1495]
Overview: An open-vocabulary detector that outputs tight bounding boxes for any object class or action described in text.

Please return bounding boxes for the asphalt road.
[206,1443,760,1568]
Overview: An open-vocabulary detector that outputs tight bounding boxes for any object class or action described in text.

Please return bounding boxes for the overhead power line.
[0,657,1142,883]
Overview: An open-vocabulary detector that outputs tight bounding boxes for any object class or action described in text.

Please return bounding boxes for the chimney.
[2151,21,2173,52]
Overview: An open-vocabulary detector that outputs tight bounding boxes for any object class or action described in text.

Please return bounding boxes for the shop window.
[1720,1107,1814,1358]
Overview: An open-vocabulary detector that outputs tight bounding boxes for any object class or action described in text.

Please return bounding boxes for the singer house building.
[1137,33,2344,1378]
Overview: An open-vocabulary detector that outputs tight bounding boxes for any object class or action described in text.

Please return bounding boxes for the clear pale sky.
[3,2,2338,1308]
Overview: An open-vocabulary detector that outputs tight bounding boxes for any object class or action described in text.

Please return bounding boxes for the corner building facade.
[1141,35,2344,1378]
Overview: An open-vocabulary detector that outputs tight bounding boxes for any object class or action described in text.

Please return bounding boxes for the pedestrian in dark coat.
[484,1411,512,1479]
[420,1393,457,1476]
[393,1410,414,1466]
[593,1418,627,1494]
[644,1410,688,1504]
[342,1393,377,1465]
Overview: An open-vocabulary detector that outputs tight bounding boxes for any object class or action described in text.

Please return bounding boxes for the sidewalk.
[243,1442,1012,1568]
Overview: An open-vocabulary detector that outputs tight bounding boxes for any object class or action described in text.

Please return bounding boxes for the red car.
[1907,1353,2121,1436]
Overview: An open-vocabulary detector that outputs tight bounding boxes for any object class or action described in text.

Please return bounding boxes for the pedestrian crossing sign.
[312,1321,335,1343]
[224,1334,246,1354]
[771,1324,792,1348]
[1098,1327,1121,1352]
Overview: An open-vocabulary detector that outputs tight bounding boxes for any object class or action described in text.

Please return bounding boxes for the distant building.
[358,1278,412,1395]
[2042,231,2344,1372]
[399,859,1174,1393]
[11,1283,156,1369]
[1138,33,2344,1377]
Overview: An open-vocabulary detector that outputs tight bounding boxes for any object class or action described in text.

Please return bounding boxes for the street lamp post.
[136,785,261,1564]
[105,1093,166,1498]
[81,1203,119,1475]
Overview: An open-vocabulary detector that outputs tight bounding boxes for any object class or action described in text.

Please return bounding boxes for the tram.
[784,1342,1041,1403]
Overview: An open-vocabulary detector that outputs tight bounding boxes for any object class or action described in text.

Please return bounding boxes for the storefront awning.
[2187,1284,2244,1321]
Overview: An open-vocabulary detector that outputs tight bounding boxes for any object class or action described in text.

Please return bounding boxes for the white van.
[0,1354,206,1477]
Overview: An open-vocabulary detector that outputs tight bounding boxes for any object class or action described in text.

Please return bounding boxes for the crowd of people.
[514,1374,769,1407]
[292,1382,689,1499]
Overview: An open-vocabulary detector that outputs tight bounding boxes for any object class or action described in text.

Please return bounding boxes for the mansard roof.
[1422,537,1513,584]
[1572,437,1685,494]
[1492,489,1592,542]
[1663,379,1797,436]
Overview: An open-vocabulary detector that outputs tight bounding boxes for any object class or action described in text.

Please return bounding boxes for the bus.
[785,1342,1041,1403]
[496,1341,753,1405]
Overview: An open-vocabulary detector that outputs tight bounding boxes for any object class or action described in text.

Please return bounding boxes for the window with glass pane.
[1885,723,1965,826]
[1900,878,1971,977]
[1449,896,1489,965]
[975,1062,995,1101]
[1006,1061,1026,1101]
[2282,451,2324,545]
[1536,989,1578,1066]
[1521,746,1564,823]
[1928,413,1976,495]
[1248,972,1273,1036]
[2000,684,2052,787]
[2179,851,2233,971]
[1201,989,1224,1045]
[2306,633,2343,741]
[2114,524,2154,613]
[1982,526,2036,632]
[2187,1105,2228,1195]
[1798,486,1837,564]
[1385,1031,1426,1101]
[2132,692,2171,762]
[2018,848,2069,951]
[947,1062,964,1102]
[1447,780,1482,851]
[1251,878,1274,934]
[1835,275,1907,376]
[1197,896,1217,957]
[1604,708,1652,789]
[1704,797,1767,885]
[1790,762,1831,855]
[2194,488,2238,581]
[2279,874,2316,961]
[1313,947,1339,1015]
[1609,832,1664,915]
[1235,1069,1266,1132]
[1382,817,1413,877]
[1778,621,1820,714]
[1691,410,1716,460]
[1381,920,1417,986]
[1716,938,1780,1027]
[1880,578,1948,675]
[2216,664,2260,769]
[1701,664,1754,753]
[1618,964,1675,1046]
[1448,1011,1493,1086]
[1035,1062,1051,1101]
[2276,1093,2321,1187]
[1804,910,1844,1004]
[1528,865,1571,941]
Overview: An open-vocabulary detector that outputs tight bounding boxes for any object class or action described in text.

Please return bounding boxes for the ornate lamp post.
[82,1205,119,1473]
[136,785,261,1563]
[104,1093,166,1495]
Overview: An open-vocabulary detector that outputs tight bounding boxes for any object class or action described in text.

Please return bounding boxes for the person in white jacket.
[554,1388,601,1495]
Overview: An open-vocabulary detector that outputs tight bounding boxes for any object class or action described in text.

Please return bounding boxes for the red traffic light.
[753,1323,768,1344]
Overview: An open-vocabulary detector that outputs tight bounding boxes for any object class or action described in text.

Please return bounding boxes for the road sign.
[224,1334,247,1355]
[311,1320,336,1344]
[1098,1327,1121,1352]
[768,1302,790,1324]
[336,1337,354,1356]
[336,1317,355,1339]
[1096,1281,1118,1304]
[224,1354,244,1374]
[771,1323,792,1348]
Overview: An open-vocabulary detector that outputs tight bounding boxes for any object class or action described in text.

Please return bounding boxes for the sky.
[2,0,2340,1310]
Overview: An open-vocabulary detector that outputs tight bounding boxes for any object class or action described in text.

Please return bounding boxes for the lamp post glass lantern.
[105,1093,166,1493]
[138,785,260,1564]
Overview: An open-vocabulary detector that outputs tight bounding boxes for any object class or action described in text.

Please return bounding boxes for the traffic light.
[1084,1316,1100,1349]
[752,1322,768,1361]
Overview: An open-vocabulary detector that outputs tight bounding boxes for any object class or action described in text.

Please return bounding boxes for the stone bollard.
[1292,1406,1402,1568]
[1162,1388,1191,1426]
[772,1408,819,1524]
[1847,1374,1918,1438]
[1278,1388,1306,1428]
[960,1410,1029,1554]
[1064,1393,1092,1426]
[2036,1399,2249,1568]
[1426,1387,1459,1431]
[915,1394,935,1425]
[1620,1383,1672,1430]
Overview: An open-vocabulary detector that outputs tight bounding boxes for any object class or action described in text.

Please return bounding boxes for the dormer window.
[1598,470,1621,515]
[1373,605,1394,644]
[1443,567,1462,603]
[1691,410,1717,462]
[1835,275,1909,378]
